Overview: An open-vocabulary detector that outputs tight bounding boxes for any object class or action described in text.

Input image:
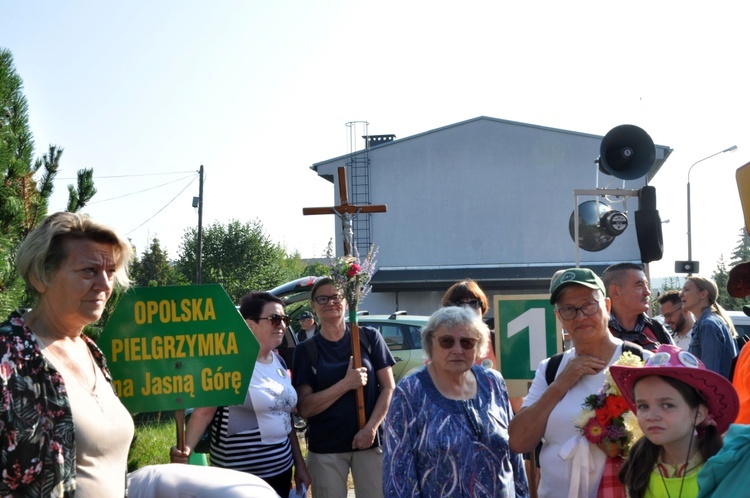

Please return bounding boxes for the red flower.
[595,406,610,426]
[583,418,606,444]
[347,264,361,277]
[603,395,630,419]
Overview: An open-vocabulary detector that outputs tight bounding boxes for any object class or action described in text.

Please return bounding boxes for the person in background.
[0,212,135,497]
[657,290,695,350]
[603,263,673,352]
[297,310,317,342]
[680,276,738,379]
[171,291,311,497]
[292,277,395,498]
[611,344,738,498]
[383,306,528,497]
[441,278,489,316]
[509,268,649,498]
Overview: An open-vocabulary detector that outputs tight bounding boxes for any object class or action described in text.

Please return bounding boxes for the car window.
[406,325,423,349]
[380,324,404,350]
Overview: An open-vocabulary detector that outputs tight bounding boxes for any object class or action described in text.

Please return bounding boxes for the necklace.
[460,399,483,439]
[657,463,686,498]
[36,333,99,399]
[656,409,701,498]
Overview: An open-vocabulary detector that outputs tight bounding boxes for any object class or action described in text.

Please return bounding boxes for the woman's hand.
[294,461,313,490]
[352,425,377,450]
[555,354,607,390]
[343,356,368,390]
[169,445,191,464]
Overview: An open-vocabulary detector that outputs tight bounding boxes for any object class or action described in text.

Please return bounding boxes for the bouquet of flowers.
[330,245,378,316]
[572,351,645,458]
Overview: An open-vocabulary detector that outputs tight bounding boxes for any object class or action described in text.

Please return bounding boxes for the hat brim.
[550,281,602,304]
[609,364,739,434]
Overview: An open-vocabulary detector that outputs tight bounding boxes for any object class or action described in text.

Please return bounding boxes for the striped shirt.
[209,354,295,478]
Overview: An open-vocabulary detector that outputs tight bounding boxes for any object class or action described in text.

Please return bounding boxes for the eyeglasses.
[433,335,479,350]
[661,306,683,321]
[253,314,291,327]
[445,299,482,310]
[313,294,344,305]
[555,301,600,321]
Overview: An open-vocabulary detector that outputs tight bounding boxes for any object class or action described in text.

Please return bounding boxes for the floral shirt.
[0,309,115,497]
[383,365,528,498]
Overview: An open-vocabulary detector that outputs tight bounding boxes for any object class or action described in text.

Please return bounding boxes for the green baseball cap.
[549,268,606,304]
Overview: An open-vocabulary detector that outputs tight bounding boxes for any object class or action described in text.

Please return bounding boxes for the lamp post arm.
[688,145,739,183]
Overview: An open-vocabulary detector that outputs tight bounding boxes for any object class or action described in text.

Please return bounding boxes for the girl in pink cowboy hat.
[609,344,739,498]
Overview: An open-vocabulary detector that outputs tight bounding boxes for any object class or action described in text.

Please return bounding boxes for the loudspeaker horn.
[598,125,656,180]
[569,200,628,252]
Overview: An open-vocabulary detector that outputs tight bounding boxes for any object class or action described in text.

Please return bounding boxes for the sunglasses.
[445,299,482,310]
[314,294,344,305]
[253,314,291,327]
[434,335,479,350]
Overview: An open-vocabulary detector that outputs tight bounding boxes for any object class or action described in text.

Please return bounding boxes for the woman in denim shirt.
[681,276,738,379]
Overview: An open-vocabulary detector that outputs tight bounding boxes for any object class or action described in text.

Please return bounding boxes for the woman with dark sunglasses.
[383,306,529,497]
[171,291,311,497]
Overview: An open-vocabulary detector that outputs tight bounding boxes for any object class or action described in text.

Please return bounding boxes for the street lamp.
[686,145,738,271]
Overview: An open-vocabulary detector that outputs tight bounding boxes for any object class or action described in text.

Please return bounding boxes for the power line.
[88,174,197,204]
[124,175,198,236]
[55,170,196,180]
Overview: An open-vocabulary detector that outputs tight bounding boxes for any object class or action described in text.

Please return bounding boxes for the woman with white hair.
[382,306,528,497]
[681,275,738,379]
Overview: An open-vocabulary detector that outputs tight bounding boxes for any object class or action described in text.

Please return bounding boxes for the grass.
[127,412,176,472]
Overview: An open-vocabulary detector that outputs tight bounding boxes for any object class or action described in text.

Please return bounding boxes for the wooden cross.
[303,166,387,429]
[303,167,387,257]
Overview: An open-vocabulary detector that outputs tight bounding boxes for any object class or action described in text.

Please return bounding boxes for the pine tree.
[0,48,97,316]
[730,227,750,268]
[712,227,750,311]
[66,168,97,212]
[131,237,177,287]
[1,48,39,314]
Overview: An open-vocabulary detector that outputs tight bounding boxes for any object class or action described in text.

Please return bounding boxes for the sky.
[4,1,750,281]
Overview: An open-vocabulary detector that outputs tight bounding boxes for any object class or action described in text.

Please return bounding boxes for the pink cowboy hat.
[609,344,739,433]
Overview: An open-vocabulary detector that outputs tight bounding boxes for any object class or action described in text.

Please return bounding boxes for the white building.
[311,116,672,317]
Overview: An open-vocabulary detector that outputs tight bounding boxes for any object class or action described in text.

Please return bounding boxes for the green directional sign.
[495,294,561,397]
[100,284,259,413]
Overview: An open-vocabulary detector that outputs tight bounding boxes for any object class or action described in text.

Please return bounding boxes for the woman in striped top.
[171,291,311,497]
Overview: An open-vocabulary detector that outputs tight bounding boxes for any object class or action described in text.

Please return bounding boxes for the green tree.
[174,219,300,303]
[712,255,735,310]
[131,237,182,287]
[66,167,97,212]
[730,227,750,268]
[1,48,44,315]
[0,48,98,316]
[712,227,750,311]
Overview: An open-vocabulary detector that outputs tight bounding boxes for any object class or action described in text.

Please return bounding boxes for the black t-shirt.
[292,325,395,453]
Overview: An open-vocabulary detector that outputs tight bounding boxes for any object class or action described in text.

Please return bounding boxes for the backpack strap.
[545,352,564,386]
[622,341,645,359]
[303,337,319,375]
